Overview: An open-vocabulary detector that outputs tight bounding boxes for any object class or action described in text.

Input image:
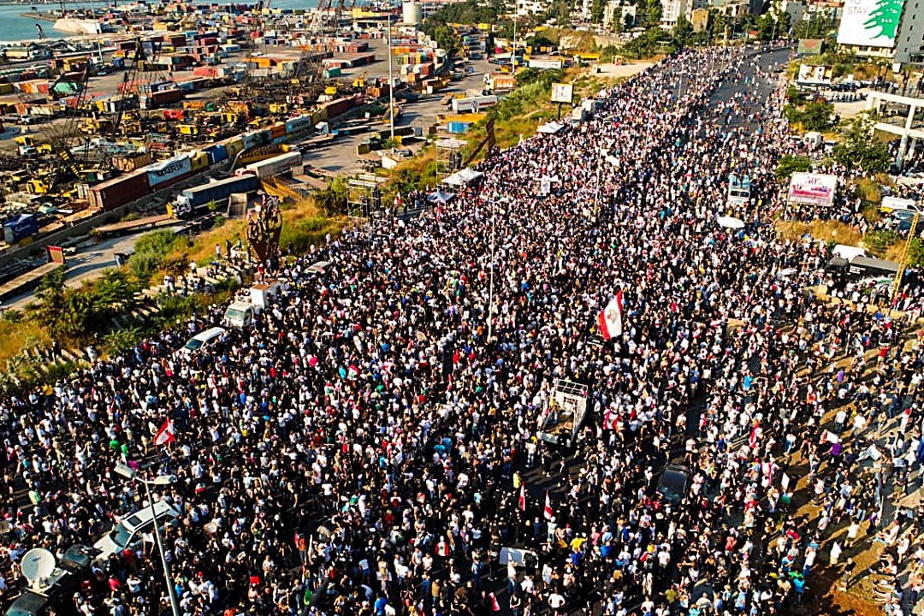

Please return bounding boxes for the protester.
[0,44,921,616]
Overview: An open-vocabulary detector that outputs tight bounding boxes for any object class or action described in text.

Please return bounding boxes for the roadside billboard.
[551,83,573,104]
[788,173,838,207]
[837,0,906,48]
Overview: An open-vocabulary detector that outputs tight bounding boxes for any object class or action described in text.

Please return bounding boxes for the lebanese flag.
[518,484,526,511]
[544,491,554,520]
[598,291,624,340]
[154,419,175,447]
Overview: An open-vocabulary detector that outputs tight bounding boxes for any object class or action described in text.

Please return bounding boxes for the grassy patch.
[775,219,863,246]
[0,319,50,370]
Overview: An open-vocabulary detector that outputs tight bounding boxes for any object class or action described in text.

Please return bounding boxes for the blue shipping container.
[180,173,261,209]
[447,122,470,134]
[3,213,38,243]
[204,144,228,164]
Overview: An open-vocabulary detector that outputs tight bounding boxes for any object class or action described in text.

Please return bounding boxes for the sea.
[0,0,317,43]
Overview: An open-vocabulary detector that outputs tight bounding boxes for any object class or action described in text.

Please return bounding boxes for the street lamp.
[114,463,180,616]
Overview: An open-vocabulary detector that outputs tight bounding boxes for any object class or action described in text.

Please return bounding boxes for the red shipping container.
[89,170,151,211]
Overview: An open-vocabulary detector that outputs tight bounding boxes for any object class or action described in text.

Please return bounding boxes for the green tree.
[756,13,776,41]
[672,15,693,47]
[800,99,835,131]
[775,154,812,181]
[600,44,620,62]
[432,25,459,57]
[832,113,892,173]
[646,0,662,24]
[314,176,349,215]
[591,0,606,23]
[793,13,832,39]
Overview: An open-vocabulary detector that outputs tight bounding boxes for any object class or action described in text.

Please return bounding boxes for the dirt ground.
[787,332,924,616]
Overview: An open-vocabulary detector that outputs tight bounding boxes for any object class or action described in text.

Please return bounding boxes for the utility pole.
[387,9,395,145]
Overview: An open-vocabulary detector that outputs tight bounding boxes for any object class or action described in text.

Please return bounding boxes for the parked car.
[656,464,691,505]
[178,326,226,357]
[93,501,180,561]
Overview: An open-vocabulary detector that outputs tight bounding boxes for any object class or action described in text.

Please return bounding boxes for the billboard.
[797,38,824,55]
[551,83,573,104]
[837,0,907,48]
[788,173,838,206]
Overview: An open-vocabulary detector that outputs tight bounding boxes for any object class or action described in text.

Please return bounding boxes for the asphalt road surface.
[1,228,176,311]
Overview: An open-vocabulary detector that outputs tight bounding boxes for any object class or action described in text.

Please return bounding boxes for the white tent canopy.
[443,168,484,187]
[716,215,745,229]
[537,121,566,135]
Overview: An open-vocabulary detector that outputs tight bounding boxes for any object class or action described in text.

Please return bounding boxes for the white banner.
[787,173,838,207]
[837,0,906,48]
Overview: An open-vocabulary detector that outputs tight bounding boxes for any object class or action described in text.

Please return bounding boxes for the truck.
[237,151,303,180]
[223,279,287,327]
[536,379,590,449]
[825,255,900,287]
[170,173,261,218]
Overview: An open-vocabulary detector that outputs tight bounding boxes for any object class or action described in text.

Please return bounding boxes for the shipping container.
[149,88,184,107]
[225,137,245,159]
[241,130,265,150]
[112,152,153,172]
[239,151,302,179]
[204,144,228,165]
[172,173,260,216]
[89,169,151,211]
[270,122,286,141]
[3,213,39,244]
[285,114,313,135]
[147,154,193,188]
[190,151,210,172]
[322,96,357,119]
[447,122,470,134]
[452,95,498,113]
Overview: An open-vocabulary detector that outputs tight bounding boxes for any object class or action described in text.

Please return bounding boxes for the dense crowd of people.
[1,44,923,616]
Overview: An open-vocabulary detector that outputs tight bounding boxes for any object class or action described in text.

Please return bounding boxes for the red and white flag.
[518,484,526,511]
[154,419,175,447]
[544,491,554,520]
[598,291,624,340]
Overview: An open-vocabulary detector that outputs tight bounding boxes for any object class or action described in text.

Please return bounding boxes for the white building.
[837,0,922,65]
[660,0,690,27]
[603,0,638,29]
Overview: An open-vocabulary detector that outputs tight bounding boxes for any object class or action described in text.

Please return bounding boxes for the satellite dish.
[21,548,56,584]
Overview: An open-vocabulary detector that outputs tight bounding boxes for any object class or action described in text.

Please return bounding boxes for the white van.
[93,501,180,561]
[832,244,868,262]
[178,326,226,357]
[223,301,255,328]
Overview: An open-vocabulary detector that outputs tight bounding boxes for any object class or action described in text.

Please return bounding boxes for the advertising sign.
[551,83,573,104]
[837,0,907,48]
[787,173,838,206]
[528,59,564,70]
[147,155,192,188]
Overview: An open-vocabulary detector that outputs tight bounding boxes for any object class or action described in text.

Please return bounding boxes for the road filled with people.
[1,45,924,616]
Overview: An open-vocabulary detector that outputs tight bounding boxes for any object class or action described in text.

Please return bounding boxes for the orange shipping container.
[270,122,286,140]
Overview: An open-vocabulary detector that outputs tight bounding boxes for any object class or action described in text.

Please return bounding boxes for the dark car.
[656,464,691,505]
[4,545,98,616]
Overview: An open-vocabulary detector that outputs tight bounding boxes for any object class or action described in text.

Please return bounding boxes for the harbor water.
[0,0,318,44]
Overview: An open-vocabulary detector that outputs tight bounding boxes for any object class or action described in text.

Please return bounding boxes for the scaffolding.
[435,137,466,181]
[347,173,387,218]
